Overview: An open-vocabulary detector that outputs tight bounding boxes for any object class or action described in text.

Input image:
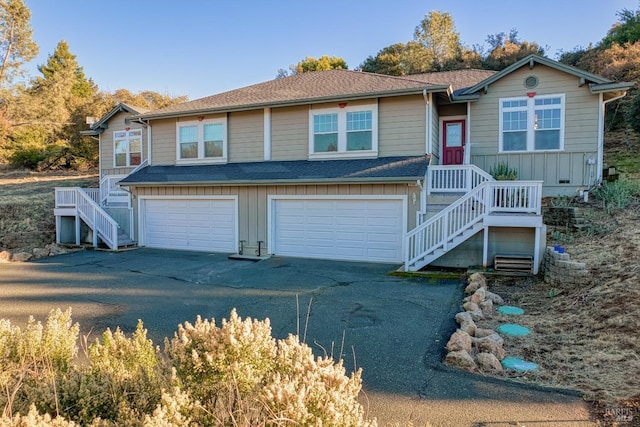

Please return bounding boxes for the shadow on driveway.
[0,248,595,426]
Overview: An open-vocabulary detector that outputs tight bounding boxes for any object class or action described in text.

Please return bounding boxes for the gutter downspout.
[423,90,432,156]
[597,92,626,183]
[465,102,471,165]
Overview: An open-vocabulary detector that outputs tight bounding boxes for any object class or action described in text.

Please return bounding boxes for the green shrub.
[489,162,518,180]
[592,178,640,214]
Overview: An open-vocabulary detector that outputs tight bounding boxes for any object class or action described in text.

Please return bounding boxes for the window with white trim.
[113,129,142,167]
[499,94,564,152]
[309,104,378,158]
[176,118,227,163]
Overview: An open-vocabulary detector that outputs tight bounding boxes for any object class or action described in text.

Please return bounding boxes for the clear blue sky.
[25,0,638,100]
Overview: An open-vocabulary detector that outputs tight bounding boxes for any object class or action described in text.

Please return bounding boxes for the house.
[54,55,633,273]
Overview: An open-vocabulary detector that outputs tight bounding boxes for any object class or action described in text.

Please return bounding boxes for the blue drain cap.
[501,357,538,371]
[497,305,525,316]
[497,324,531,336]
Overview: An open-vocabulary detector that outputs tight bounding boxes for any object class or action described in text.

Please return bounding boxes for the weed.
[592,179,640,214]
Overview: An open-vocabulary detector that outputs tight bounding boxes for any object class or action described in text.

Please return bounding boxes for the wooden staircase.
[404,165,543,272]
[55,178,135,250]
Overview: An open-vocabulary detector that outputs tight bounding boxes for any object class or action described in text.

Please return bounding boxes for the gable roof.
[400,69,497,95]
[119,155,429,186]
[81,103,150,136]
[460,54,634,97]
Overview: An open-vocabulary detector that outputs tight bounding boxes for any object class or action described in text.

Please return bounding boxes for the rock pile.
[444,272,507,372]
[0,243,69,263]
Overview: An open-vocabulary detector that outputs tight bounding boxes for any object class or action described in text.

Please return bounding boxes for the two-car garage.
[138,195,406,263]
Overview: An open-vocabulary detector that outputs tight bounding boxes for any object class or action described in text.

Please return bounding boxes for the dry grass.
[0,164,98,252]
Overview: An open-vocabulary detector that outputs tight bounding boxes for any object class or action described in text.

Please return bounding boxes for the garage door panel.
[143,199,236,252]
[273,199,403,263]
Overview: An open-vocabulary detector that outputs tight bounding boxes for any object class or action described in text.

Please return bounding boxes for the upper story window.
[176,118,227,163]
[114,129,142,167]
[309,103,378,159]
[499,94,564,152]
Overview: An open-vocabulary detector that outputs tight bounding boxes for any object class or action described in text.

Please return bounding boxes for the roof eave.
[589,82,635,94]
[135,85,451,121]
[120,176,423,187]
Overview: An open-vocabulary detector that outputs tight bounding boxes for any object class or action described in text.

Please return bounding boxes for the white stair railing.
[406,182,488,270]
[405,180,543,271]
[57,187,119,250]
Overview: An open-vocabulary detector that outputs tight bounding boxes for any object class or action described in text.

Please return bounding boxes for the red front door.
[442,119,465,165]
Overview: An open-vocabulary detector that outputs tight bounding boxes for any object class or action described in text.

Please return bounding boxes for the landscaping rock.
[475,328,497,339]
[0,250,10,263]
[32,247,50,258]
[463,301,480,312]
[459,320,476,336]
[468,310,485,322]
[486,291,505,305]
[46,244,67,256]
[476,352,503,372]
[468,272,487,288]
[12,252,32,262]
[470,287,486,304]
[445,350,477,370]
[475,337,506,360]
[454,311,473,325]
[479,299,494,317]
[446,330,472,353]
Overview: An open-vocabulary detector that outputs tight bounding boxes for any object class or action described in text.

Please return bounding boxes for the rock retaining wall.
[541,246,589,286]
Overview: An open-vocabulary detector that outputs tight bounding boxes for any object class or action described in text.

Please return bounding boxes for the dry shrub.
[1,309,377,427]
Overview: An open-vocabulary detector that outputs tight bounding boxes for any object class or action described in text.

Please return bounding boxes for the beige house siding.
[228,110,264,162]
[469,65,601,195]
[149,118,176,165]
[378,95,425,157]
[132,183,416,255]
[271,105,309,161]
[99,111,148,175]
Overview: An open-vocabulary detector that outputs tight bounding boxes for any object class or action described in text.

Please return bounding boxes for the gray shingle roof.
[401,69,498,95]
[137,70,456,119]
[119,156,429,185]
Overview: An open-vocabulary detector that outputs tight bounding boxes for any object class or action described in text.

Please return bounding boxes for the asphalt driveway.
[0,248,595,426]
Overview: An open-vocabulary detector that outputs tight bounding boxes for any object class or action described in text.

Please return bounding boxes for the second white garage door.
[271,198,405,263]
[142,198,237,252]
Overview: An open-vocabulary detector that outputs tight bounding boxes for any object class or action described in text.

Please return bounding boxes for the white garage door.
[272,198,404,263]
[143,198,236,252]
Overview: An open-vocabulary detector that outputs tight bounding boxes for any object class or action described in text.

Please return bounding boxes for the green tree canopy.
[602,3,640,48]
[359,42,433,75]
[0,0,37,87]
[277,55,347,78]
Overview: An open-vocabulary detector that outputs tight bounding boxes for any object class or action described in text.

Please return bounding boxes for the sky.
[24,0,639,101]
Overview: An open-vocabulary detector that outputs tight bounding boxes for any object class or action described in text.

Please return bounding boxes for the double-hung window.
[113,129,142,167]
[309,103,378,159]
[176,118,227,163]
[499,94,564,152]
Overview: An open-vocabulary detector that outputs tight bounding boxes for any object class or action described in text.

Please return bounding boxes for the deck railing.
[99,175,127,205]
[427,164,493,194]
